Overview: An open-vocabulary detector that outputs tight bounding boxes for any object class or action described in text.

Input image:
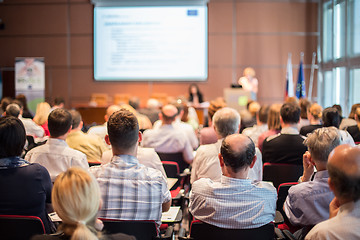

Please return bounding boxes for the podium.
[223,88,252,112]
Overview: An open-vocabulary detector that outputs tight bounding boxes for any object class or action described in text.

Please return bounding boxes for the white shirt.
[306,200,360,240]
[339,129,355,146]
[87,123,109,149]
[19,115,44,138]
[191,139,263,184]
[189,176,277,229]
[101,147,167,178]
[25,138,89,181]
[142,124,194,163]
[242,124,268,146]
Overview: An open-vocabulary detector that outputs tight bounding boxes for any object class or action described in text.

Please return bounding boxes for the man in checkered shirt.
[90,109,171,227]
[189,133,277,229]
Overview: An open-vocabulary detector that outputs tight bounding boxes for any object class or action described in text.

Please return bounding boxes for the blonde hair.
[356,107,360,131]
[267,104,282,130]
[33,102,51,126]
[308,103,323,120]
[243,67,255,77]
[52,167,101,240]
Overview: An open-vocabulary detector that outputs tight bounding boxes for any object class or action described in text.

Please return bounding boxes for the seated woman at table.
[0,116,54,233]
[188,83,204,107]
[31,167,135,240]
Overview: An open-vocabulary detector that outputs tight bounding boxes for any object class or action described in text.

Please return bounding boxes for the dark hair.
[107,109,139,150]
[48,109,72,137]
[322,107,340,128]
[188,84,203,103]
[332,104,342,116]
[328,164,360,201]
[12,99,23,109]
[0,116,26,158]
[349,103,360,119]
[69,110,82,130]
[258,105,269,124]
[128,97,140,110]
[5,104,21,118]
[220,135,255,172]
[280,103,301,124]
[1,97,13,112]
[15,94,30,112]
[54,97,65,106]
[299,98,311,119]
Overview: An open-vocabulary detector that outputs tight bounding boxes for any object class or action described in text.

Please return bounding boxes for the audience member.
[300,103,323,136]
[31,167,135,240]
[0,116,53,233]
[189,134,276,229]
[258,103,282,152]
[87,105,121,148]
[5,103,21,117]
[306,145,360,239]
[90,109,171,228]
[16,94,33,119]
[240,101,260,132]
[14,99,45,138]
[66,110,108,164]
[298,98,311,130]
[284,127,341,234]
[345,107,360,142]
[142,104,194,169]
[120,103,152,130]
[138,98,161,125]
[322,107,355,146]
[199,99,226,145]
[0,97,12,116]
[25,108,88,181]
[33,102,51,136]
[339,103,360,130]
[188,83,204,107]
[263,102,307,165]
[242,104,269,146]
[50,97,65,112]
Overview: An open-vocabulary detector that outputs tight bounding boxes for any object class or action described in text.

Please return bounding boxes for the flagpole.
[308,52,316,101]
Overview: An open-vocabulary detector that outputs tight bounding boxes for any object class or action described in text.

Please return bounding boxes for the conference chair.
[0,214,46,240]
[263,163,303,189]
[276,182,298,216]
[100,219,173,240]
[178,220,275,240]
[157,152,189,173]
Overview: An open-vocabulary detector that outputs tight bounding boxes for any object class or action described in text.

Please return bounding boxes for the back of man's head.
[146,98,160,109]
[327,145,360,202]
[69,110,82,130]
[1,97,13,112]
[0,116,26,158]
[129,97,140,110]
[322,107,341,128]
[54,97,65,106]
[161,104,178,124]
[105,105,121,122]
[280,103,301,124]
[107,109,139,151]
[213,107,241,138]
[5,103,21,118]
[303,127,341,163]
[48,108,72,138]
[258,105,269,124]
[220,134,255,173]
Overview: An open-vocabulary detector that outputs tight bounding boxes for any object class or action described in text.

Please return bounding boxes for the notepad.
[161,206,180,222]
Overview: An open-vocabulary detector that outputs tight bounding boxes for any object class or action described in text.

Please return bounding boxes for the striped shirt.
[90,155,171,226]
[189,176,277,229]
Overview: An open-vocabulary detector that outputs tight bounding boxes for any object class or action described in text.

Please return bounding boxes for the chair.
[100,219,173,240]
[0,215,46,240]
[88,161,101,167]
[157,152,189,173]
[179,220,275,240]
[276,182,298,215]
[263,163,303,189]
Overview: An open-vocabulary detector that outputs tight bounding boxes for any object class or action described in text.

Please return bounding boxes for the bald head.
[161,104,178,124]
[328,145,360,201]
[105,105,121,122]
[220,134,255,173]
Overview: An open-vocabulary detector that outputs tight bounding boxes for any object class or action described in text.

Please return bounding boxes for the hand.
[301,151,314,182]
[329,197,341,218]
[94,218,104,231]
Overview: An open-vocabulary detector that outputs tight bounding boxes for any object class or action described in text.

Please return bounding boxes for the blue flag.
[296,60,306,98]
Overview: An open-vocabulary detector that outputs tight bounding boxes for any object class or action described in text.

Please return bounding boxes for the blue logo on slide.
[187,10,198,16]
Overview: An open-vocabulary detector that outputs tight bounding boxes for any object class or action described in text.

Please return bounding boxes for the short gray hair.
[303,127,341,162]
[213,107,241,138]
[5,103,21,118]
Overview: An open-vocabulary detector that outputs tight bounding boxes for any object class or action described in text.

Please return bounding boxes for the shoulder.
[265,133,281,142]
[255,181,277,194]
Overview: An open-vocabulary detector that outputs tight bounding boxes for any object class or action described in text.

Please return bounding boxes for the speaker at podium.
[224,88,252,112]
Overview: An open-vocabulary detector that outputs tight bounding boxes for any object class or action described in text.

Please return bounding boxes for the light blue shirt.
[284,170,334,226]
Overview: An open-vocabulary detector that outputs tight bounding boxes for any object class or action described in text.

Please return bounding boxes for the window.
[349,68,360,105]
[323,2,333,62]
[348,0,360,56]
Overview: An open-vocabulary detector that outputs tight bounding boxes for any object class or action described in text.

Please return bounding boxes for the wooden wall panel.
[208,35,233,66]
[70,36,92,66]
[69,3,93,34]
[208,2,233,33]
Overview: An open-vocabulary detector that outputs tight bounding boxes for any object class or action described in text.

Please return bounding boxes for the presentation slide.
[94,6,208,81]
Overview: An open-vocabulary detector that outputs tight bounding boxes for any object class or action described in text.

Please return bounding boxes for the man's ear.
[218,153,225,167]
[67,126,72,133]
[138,131,142,143]
[105,135,111,145]
[249,155,257,169]
[328,177,335,192]
[79,121,84,129]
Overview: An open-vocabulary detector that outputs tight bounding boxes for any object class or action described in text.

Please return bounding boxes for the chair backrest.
[263,163,303,189]
[189,220,274,240]
[162,161,180,178]
[0,215,46,240]
[276,182,298,214]
[157,152,188,173]
[100,219,158,240]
